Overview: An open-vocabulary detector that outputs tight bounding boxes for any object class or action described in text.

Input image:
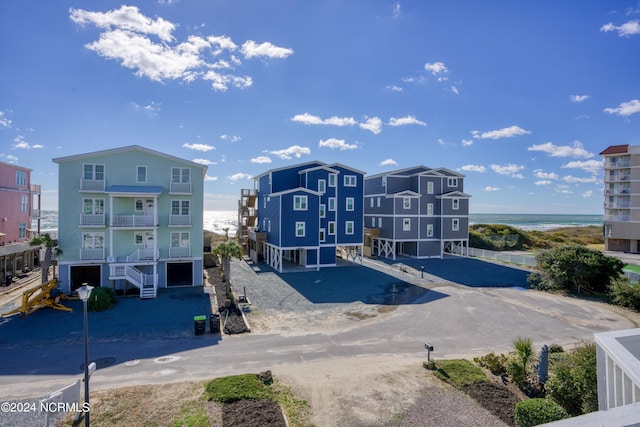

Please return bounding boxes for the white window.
[320,204,326,218]
[448,177,458,187]
[172,167,191,184]
[452,218,459,231]
[427,182,434,194]
[264,197,267,209]
[296,222,305,237]
[268,220,271,232]
[294,195,308,211]
[346,197,354,211]
[403,197,411,209]
[329,173,336,187]
[403,218,411,231]
[82,232,104,248]
[344,175,357,187]
[372,217,376,227]
[135,232,144,245]
[328,197,336,211]
[171,231,190,248]
[427,203,433,216]
[18,223,26,239]
[135,199,144,212]
[83,198,104,214]
[318,179,326,193]
[377,197,381,208]
[83,164,104,181]
[382,176,387,187]
[320,228,326,242]
[452,198,459,210]
[21,196,29,212]
[137,166,147,183]
[172,200,190,215]
[427,224,434,237]
[346,221,354,235]
[15,170,27,186]
[370,198,374,208]
[378,217,382,228]
[328,221,336,235]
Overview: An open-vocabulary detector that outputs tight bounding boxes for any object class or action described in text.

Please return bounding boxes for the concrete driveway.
[1,255,638,400]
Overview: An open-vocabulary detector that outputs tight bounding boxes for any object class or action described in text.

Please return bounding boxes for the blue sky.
[1,1,639,213]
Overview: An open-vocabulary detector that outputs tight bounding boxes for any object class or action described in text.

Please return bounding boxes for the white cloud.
[562,175,597,183]
[461,139,473,147]
[290,113,356,127]
[490,163,525,178]
[424,62,448,75]
[533,170,558,180]
[0,154,19,163]
[472,125,531,140]
[70,6,291,91]
[183,143,215,151]
[227,172,252,181]
[12,136,44,149]
[130,101,160,117]
[386,85,403,92]
[0,111,12,128]
[240,40,294,59]
[604,99,640,116]
[360,116,382,134]
[535,180,552,186]
[192,158,214,165]
[318,138,358,150]
[527,140,593,158]
[387,115,427,127]
[561,159,603,175]
[555,184,572,194]
[219,134,241,142]
[484,186,500,192]
[269,145,311,159]
[601,20,640,37]
[392,3,401,19]
[251,156,272,164]
[582,190,593,198]
[569,95,590,103]
[205,175,218,182]
[450,85,459,94]
[380,158,397,166]
[460,165,486,173]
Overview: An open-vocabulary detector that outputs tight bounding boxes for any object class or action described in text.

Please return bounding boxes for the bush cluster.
[473,352,508,376]
[609,277,640,311]
[87,287,117,312]
[514,398,569,427]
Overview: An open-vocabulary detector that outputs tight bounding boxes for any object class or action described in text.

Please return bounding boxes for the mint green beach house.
[53,146,207,298]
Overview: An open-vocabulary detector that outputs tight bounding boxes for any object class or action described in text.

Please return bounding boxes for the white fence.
[469,247,537,267]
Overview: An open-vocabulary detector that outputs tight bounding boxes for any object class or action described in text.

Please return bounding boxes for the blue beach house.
[249,161,365,272]
[52,145,207,298]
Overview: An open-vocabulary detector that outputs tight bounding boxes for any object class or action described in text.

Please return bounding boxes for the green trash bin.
[194,315,206,335]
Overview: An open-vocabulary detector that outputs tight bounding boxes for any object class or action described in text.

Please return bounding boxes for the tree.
[531,245,624,294]
[212,241,243,302]
[29,233,63,284]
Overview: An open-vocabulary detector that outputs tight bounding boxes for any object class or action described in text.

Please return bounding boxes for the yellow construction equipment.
[2,279,72,317]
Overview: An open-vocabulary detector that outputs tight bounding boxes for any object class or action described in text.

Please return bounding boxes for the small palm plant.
[212,241,243,302]
[29,233,62,284]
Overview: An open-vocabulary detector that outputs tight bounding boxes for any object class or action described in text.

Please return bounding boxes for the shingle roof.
[600,145,629,155]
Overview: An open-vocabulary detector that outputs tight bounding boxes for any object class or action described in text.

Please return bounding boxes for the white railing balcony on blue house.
[169,246,191,258]
[111,214,155,227]
[169,181,191,194]
[80,179,105,192]
[80,248,105,261]
[169,214,191,226]
[126,248,159,262]
[80,213,106,227]
[605,201,631,209]
[605,214,631,222]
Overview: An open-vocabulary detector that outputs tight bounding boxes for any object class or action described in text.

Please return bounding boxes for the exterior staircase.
[109,264,157,299]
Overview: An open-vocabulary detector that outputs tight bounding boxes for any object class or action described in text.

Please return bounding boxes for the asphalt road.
[1,256,638,401]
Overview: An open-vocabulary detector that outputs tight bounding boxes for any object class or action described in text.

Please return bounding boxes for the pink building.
[0,161,41,284]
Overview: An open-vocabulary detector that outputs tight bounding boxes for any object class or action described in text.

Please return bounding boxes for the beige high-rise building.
[601,144,640,253]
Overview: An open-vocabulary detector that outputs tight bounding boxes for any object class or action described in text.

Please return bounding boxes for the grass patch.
[431,359,489,389]
[204,373,273,404]
[272,380,315,427]
[171,400,210,427]
[624,264,640,274]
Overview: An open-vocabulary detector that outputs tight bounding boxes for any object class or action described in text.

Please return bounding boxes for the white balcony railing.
[169,214,191,226]
[80,248,105,261]
[169,246,191,258]
[169,181,191,194]
[112,214,155,227]
[607,159,631,169]
[80,213,106,226]
[80,179,105,192]
[604,202,630,209]
[126,248,159,262]
[595,329,640,411]
[605,215,631,222]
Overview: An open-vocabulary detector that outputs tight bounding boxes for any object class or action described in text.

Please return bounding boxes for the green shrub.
[548,344,564,354]
[87,287,117,312]
[204,373,273,404]
[514,398,569,427]
[473,352,508,376]
[609,277,640,311]
[432,359,489,389]
[507,358,527,389]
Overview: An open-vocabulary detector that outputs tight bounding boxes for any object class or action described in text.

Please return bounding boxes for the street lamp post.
[77,283,93,427]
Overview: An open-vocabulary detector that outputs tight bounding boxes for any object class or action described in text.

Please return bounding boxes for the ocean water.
[33,211,602,235]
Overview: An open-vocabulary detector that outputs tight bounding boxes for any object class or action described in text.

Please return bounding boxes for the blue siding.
[279,191,319,247]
